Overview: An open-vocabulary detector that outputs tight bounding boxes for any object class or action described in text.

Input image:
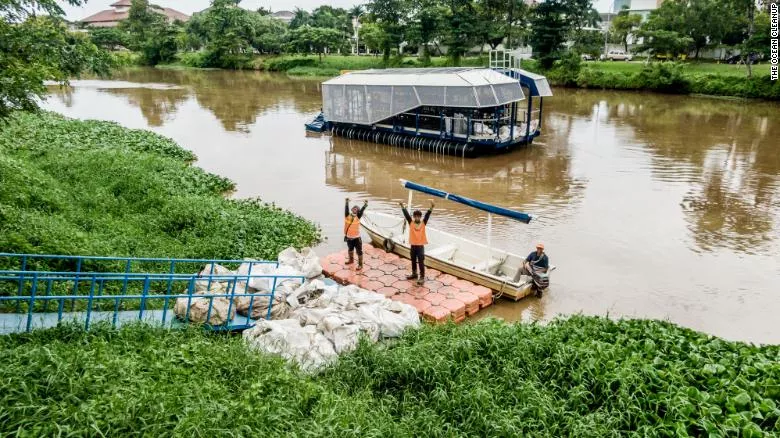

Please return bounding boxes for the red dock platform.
[321,244,493,323]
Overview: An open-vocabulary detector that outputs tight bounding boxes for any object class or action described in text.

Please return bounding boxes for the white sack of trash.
[173,247,420,371]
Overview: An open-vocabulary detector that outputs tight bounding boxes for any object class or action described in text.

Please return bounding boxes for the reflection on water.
[43,69,780,344]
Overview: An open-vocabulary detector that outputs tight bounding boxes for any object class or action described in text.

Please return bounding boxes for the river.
[44,68,780,344]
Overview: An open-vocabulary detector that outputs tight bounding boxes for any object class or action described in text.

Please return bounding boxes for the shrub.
[110,51,142,67]
[262,57,317,72]
[176,52,207,68]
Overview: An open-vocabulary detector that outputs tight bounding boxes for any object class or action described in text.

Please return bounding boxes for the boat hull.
[360,212,537,300]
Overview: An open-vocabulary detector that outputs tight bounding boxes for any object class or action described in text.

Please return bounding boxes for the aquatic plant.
[0,111,321,274]
[0,316,777,436]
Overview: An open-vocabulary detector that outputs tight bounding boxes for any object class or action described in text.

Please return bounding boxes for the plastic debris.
[175,247,420,371]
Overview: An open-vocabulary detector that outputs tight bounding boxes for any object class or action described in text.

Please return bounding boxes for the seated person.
[513,243,549,281]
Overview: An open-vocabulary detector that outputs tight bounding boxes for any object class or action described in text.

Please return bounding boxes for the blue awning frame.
[401,179,533,224]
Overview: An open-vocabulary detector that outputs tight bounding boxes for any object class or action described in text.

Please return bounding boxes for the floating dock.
[321,244,493,323]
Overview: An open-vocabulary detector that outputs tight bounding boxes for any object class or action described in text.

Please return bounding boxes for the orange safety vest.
[344,216,361,239]
[408,221,428,245]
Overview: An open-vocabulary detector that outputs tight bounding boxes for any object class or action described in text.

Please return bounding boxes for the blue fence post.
[70,258,83,312]
[85,274,96,330]
[245,263,255,321]
[15,256,27,313]
[25,273,38,332]
[265,277,279,321]
[184,277,195,323]
[139,276,150,321]
[226,275,238,329]
[44,278,53,313]
[163,260,175,323]
[121,259,131,297]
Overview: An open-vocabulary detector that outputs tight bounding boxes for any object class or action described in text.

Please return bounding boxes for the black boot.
[406,273,417,280]
[345,251,354,265]
[357,255,363,270]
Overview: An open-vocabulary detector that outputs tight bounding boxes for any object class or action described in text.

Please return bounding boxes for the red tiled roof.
[81,4,189,24]
[160,7,189,22]
[81,9,127,23]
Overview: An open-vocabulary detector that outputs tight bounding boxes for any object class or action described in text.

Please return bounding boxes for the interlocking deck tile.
[377,287,398,298]
[470,285,493,308]
[423,305,450,323]
[377,264,398,273]
[423,280,443,292]
[333,269,353,284]
[392,269,411,280]
[426,268,442,278]
[409,298,432,314]
[364,258,384,268]
[322,247,496,324]
[364,280,385,291]
[363,269,383,278]
[438,285,460,298]
[452,279,474,291]
[440,299,466,319]
[437,274,458,285]
[377,274,399,287]
[391,280,414,292]
[423,292,447,306]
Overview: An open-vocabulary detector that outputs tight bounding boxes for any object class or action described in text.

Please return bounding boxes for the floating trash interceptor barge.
[307,62,552,158]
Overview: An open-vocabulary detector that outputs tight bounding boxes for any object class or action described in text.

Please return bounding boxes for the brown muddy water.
[44,68,780,344]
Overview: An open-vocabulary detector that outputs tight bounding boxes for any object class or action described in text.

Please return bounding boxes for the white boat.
[359,180,555,300]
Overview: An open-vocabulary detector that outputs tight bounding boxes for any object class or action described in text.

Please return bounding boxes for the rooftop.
[81,2,189,25]
[324,67,524,87]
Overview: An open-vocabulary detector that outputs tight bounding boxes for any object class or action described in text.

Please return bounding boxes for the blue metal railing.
[0,253,299,334]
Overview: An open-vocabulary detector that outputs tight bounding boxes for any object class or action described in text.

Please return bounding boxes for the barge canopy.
[322,68,526,125]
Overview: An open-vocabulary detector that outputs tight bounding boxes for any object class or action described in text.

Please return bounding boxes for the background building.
[80,0,189,27]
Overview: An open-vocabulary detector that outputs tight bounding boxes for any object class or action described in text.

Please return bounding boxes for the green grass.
[584,60,772,77]
[1,316,778,436]
[0,111,321,310]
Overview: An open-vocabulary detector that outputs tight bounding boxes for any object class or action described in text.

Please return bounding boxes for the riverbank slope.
[0,111,321,269]
[1,316,778,435]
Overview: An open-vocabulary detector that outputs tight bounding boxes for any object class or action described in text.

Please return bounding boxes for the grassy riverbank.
[543,59,780,100]
[174,53,779,99]
[0,111,321,268]
[1,316,778,435]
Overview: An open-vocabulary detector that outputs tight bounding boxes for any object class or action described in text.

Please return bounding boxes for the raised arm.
[399,202,411,223]
[357,200,368,218]
[423,199,434,225]
[345,198,350,217]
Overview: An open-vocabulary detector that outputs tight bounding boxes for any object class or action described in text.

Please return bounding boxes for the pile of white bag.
[173,247,420,371]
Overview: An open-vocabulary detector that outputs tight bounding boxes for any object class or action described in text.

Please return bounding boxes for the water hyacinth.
[1,316,778,436]
[0,112,321,270]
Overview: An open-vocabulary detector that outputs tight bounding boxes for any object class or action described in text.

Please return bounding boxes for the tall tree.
[0,0,111,120]
[120,0,182,65]
[528,0,571,68]
[610,6,641,52]
[197,0,255,68]
[289,8,311,29]
[358,22,387,55]
[440,0,479,65]
[287,26,345,61]
[406,0,446,62]
[248,13,287,54]
[640,0,733,59]
[367,0,406,61]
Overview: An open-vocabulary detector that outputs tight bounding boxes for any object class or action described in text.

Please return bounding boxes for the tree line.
[0,0,772,120]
